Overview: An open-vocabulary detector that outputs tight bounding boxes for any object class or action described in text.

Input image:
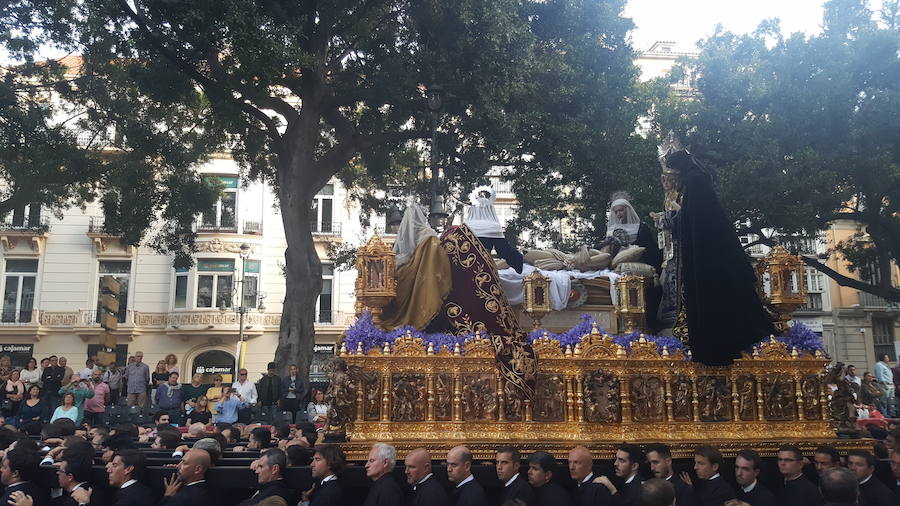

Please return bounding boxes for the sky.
[624,0,832,51]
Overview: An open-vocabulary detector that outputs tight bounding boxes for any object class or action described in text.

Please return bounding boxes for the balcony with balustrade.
[0,214,50,255]
[311,221,342,241]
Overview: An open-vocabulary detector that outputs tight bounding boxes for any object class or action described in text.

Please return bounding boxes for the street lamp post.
[236,243,251,369]
[426,85,448,230]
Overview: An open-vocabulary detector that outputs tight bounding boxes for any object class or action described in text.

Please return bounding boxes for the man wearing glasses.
[231,368,258,423]
[775,445,821,506]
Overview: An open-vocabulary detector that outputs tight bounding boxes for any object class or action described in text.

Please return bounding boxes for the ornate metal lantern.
[356,235,397,326]
[615,275,646,333]
[522,271,551,330]
[764,245,808,333]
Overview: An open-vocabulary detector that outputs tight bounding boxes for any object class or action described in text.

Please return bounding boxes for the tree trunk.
[274,163,322,386]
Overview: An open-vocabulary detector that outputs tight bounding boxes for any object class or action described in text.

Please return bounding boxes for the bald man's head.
[569,446,594,482]
[177,449,211,484]
[405,448,432,485]
[447,446,473,484]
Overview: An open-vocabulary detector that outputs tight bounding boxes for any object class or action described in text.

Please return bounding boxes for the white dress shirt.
[231,379,258,404]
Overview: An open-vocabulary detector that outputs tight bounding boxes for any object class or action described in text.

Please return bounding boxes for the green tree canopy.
[14,0,654,378]
[654,0,900,300]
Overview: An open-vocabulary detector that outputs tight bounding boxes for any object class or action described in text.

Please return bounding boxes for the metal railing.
[88,216,108,234]
[798,292,824,312]
[858,291,893,308]
[196,221,238,233]
[1,214,49,232]
[311,221,341,235]
[242,221,263,235]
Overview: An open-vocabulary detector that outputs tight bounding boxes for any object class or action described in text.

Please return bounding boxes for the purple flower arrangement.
[751,321,825,356]
[344,314,823,359]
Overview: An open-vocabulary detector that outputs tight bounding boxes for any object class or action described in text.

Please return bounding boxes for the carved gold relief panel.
[462,373,497,422]
[735,375,756,421]
[671,375,693,421]
[434,373,453,421]
[583,370,620,423]
[391,373,425,422]
[534,373,566,422]
[697,376,731,422]
[762,374,796,421]
[630,375,665,422]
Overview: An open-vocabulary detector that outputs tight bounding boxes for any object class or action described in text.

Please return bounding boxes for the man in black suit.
[364,443,404,506]
[691,445,734,506]
[405,448,449,506]
[818,467,859,506]
[496,445,535,506]
[107,449,155,506]
[890,449,900,501]
[645,444,694,506]
[447,445,489,506]
[595,444,643,506]
[160,449,212,505]
[775,445,821,506]
[240,448,294,505]
[812,446,840,482]
[733,449,775,506]
[0,448,50,506]
[53,456,97,506]
[528,451,573,506]
[568,445,613,506]
[304,444,346,506]
[846,449,896,506]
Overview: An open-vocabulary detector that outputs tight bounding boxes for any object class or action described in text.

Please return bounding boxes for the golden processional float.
[321,235,865,461]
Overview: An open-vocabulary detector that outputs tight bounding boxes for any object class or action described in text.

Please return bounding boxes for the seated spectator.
[153,430,182,450]
[89,426,109,449]
[186,395,212,426]
[0,447,50,506]
[160,448,212,505]
[155,372,183,415]
[99,433,136,464]
[286,445,314,467]
[239,448,293,506]
[57,378,94,424]
[3,369,25,418]
[205,375,224,405]
[16,386,46,434]
[182,373,207,409]
[187,422,207,439]
[51,393,80,424]
[272,421,292,442]
[106,449,155,506]
[248,427,273,450]
[216,388,246,424]
[307,389,329,431]
[216,423,238,445]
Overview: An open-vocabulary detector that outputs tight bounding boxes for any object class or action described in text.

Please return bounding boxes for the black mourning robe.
[665,150,776,365]
[2,481,50,506]
[453,478,489,506]
[364,474,405,506]
[114,482,156,506]
[501,474,536,506]
[534,481,573,506]
[667,475,695,506]
[616,476,643,506]
[158,481,214,506]
[409,475,450,506]
[309,478,344,506]
[694,475,735,506]
[775,475,822,506]
[736,482,776,506]
[239,479,294,506]
[858,476,897,506]
[573,480,613,506]
[476,237,524,274]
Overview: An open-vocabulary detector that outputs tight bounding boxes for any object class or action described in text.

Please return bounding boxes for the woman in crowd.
[0,355,12,382]
[187,395,212,425]
[51,392,79,423]
[205,375,224,404]
[19,358,40,391]
[3,369,25,417]
[151,359,169,408]
[16,385,45,432]
[165,353,179,374]
[307,388,329,431]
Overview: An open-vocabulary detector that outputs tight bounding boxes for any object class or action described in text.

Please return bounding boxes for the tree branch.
[312,129,429,182]
[116,0,283,145]
[802,255,900,302]
[204,47,299,125]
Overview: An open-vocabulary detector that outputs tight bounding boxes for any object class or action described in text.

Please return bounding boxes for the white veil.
[393,201,437,268]
[605,198,641,244]
[464,185,503,238]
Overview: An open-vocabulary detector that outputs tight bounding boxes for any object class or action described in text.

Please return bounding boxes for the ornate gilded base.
[331,326,849,461]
